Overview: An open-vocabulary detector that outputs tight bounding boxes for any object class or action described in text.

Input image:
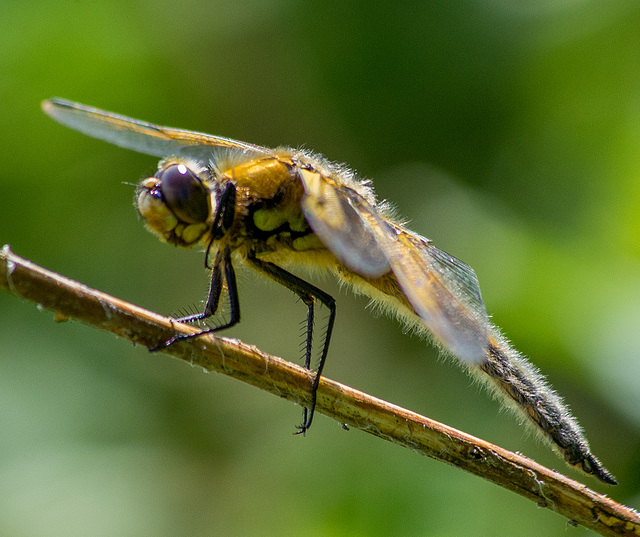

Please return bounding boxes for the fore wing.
[299,168,490,364]
[299,168,391,279]
[42,98,269,162]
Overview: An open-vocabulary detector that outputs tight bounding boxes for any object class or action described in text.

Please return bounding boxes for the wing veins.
[42,98,269,160]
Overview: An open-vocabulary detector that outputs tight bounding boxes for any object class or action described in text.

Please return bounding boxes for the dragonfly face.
[137,160,213,247]
[42,98,617,484]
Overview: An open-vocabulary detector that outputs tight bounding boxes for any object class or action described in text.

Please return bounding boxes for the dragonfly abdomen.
[478,336,617,484]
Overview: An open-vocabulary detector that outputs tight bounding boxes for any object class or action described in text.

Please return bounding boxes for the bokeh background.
[2,1,640,535]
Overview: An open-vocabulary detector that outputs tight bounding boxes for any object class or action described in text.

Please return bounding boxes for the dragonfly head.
[136,159,214,248]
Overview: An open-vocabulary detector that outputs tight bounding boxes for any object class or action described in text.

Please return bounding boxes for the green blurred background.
[1,1,639,535]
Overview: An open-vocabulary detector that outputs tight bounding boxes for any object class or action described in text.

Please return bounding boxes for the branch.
[1,244,638,536]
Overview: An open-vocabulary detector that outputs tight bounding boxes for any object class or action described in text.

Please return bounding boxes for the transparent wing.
[42,98,269,161]
[364,217,490,363]
[299,167,490,363]
[298,168,391,278]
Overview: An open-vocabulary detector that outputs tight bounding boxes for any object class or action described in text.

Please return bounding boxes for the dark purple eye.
[158,164,209,224]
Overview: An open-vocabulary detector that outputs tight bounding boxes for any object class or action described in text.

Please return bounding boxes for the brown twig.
[1,244,638,536]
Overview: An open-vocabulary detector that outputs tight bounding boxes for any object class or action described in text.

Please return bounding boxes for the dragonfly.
[42,98,617,484]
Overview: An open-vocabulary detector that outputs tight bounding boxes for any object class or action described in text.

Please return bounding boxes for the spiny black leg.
[150,247,240,350]
[303,300,314,370]
[302,298,335,433]
[175,259,223,324]
[205,183,236,269]
[299,300,315,432]
[246,254,336,434]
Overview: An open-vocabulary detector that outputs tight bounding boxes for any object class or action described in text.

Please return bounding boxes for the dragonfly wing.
[299,167,489,362]
[42,98,269,161]
[298,168,391,278]
[366,219,490,363]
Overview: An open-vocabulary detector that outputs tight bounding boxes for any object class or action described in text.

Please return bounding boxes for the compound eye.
[158,164,210,224]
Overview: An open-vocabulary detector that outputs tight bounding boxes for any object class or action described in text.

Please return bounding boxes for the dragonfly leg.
[246,254,336,434]
[151,247,239,350]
